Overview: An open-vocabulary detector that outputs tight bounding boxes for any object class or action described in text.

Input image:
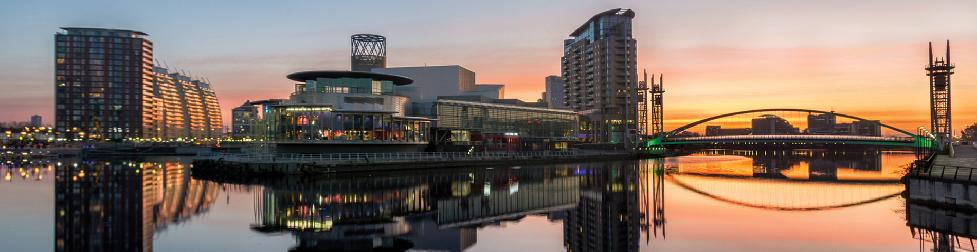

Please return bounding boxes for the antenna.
[946,40,950,64]
[928,42,934,66]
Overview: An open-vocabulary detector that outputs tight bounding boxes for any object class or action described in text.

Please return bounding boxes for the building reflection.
[54,160,219,252]
[189,151,916,252]
[562,163,641,252]
[906,201,977,252]
[684,149,901,181]
[246,163,637,251]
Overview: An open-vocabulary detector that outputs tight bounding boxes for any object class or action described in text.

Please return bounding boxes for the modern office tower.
[926,41,954,146]
[372,65,476,102]
[464,84,505,99]
[30,115,42,127]
[150,66,223,139]
[55,27,221,141]
[806,113,837,134]
[55,27,154,140]
[545,75,567,109]
[351,34,387,71]
[562,8,638,144]
[231,101,258,138]
[751,114,800,135]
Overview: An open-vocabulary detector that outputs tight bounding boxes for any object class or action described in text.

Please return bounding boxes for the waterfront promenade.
[905,144,977,210]
[908,144,977,183]
[192,150,637,175]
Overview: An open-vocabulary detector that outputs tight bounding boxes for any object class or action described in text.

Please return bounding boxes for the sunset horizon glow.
[1,0,975,135]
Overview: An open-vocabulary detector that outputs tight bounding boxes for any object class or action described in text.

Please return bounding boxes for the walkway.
[910,144,977,183]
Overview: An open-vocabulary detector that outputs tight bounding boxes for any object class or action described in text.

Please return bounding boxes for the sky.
[1,0,976,133]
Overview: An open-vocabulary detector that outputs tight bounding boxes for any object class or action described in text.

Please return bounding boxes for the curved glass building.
[264,71,430,152]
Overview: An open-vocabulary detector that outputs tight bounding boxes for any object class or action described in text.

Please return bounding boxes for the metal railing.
[909,164,977,183]
[198,150,619,164]
[669,135,914,142]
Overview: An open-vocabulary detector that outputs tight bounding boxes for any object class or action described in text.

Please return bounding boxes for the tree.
[963,123,977,141]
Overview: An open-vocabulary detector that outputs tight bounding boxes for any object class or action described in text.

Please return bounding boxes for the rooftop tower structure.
[926,41,954,148]
[351,34,386,71]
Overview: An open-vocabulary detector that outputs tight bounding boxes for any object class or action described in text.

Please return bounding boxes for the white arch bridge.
[642,108,934,153]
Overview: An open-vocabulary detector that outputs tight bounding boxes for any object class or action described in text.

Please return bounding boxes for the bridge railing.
[667,135,915,142]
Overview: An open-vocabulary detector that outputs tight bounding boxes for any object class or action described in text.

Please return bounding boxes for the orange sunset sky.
[0,0,975,134]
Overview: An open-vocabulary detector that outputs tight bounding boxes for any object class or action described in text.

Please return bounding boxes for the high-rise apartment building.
[55,27,154,140]
[544,75,566,109]
[561,9,638,144]
[55,27,221,141]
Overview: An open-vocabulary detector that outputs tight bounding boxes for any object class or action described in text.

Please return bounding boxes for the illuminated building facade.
[262,71,430,152]
[54,27,222,141]
[150,66,223,139]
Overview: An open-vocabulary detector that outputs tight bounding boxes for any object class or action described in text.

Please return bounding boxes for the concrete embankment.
[904,144,977,210]
[192,151,641,177]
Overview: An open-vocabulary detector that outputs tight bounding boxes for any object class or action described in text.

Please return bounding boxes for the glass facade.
[266,107,428,143]
[433,100,578,150]
[302,77,394,95]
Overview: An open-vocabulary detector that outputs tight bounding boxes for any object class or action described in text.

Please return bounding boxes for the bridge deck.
[667,134,914,142]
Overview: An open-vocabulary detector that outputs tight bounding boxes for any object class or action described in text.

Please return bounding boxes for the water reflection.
[247,165,585,251]
[35,149,959,251]
[907,202,977,252]
[53,159,220,252]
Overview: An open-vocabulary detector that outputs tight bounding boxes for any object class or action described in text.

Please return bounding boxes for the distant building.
[30,115,42,127]
[705,126,751,136]
[544,75,567,109]
[54,27,221,141]
[371,65,476,102]
[806,113,836,134]
[852,120,882,136]
[562,8,638,144]
[464,84,505,99]
[231,101,258,138]
[751,114,799,135]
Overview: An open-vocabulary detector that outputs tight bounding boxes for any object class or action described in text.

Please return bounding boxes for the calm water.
[0,150,969,251]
